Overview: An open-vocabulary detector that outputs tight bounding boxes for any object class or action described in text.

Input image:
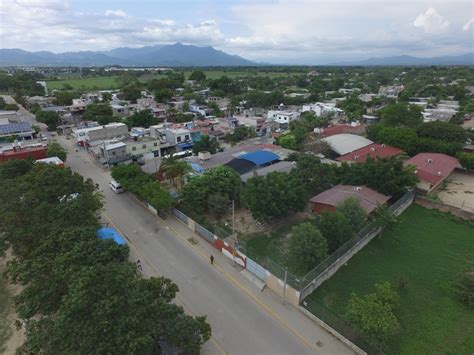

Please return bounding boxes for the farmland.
[45,76,121,90]
[304,205,474,354]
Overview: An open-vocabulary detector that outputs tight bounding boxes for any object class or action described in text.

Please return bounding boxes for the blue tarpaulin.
[190,162,205,173]
[240,150,279,166]
[97,227,127,245]
[177,142,193,149]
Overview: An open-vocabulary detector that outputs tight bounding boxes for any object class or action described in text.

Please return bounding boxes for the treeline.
[0,160,210,353]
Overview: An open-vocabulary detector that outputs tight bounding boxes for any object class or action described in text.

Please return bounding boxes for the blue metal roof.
[240,150,279,166]
[0,122,32,135]
[97,227,127,245]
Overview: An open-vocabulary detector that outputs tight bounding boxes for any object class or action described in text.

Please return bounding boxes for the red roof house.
[0,145,48,162]
[337,143,402,163]
[310,185,391,215]
[404,153,459,193]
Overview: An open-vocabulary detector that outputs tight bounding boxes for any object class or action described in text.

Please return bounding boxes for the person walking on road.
[136,259,142,271]
[210,255,214,265]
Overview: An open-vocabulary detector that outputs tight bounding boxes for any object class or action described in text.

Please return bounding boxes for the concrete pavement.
[56,134,354,355]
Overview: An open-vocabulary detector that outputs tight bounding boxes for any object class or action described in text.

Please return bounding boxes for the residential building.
[189,104,211,117]
[73,122,128,144]
[0,144,48,162]
[310,185,391,214]
[336,143,402,163]
[267,110,300,126]
[302,103,344,117]
[404,153,459,193]
[322,134,373,156]
[125,136,161,159]
[164,128,193,149]
[378,85,404,98]
[111,103,130,117]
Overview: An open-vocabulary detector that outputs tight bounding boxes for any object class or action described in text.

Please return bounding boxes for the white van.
[109,180,124,194]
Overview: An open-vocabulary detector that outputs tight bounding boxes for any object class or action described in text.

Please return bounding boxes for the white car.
[109,180,124,194]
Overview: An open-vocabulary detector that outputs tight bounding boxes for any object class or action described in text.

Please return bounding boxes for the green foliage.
[119,85,141,103]
[36,109,61,131]
[378,103,422,127]
[346,282,400,349]
[181,166,241,214]
[0,71,45,97]
[189,70,207,81]
[83,103,114,125]
[225,125,256,144]
[368,123,464,156]
[454,272,474,308]
[54,91,77,106]
[0,160,210,353]
[316,210,354,252]
[124,109,158,128]
[277,134,298,150]
[339,157,418,199]
[373,204,398,234]
[290,154,335,195]
[141,181,175,210]
[336,198,367,234]
[160,156,191,187]
[192,134,219,155]
[337,94,366,121]
[416,121,467,143]
[456,152,474,170]
[288,222,328,274]
[242,172,307,221]
[207,193,230,217]
[47,142,67,162]
[0,97,19,111]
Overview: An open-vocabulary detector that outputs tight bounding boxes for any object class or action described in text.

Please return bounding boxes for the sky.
[0,0,473,64]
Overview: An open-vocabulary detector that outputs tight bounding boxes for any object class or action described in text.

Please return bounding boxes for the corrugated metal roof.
[240,150,280,166]
[322,134,373,156]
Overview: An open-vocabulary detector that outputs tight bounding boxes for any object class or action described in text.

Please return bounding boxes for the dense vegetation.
[0,160,209,353]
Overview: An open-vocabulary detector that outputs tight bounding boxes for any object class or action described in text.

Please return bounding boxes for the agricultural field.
[182,70,299,80]
[45,76,121,90]
[304,205,474,354]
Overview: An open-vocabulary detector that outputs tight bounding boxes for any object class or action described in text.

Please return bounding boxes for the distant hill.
[330,53,474,66]
[0,43,256,67]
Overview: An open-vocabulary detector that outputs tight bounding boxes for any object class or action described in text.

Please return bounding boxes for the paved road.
[60,139,323,355]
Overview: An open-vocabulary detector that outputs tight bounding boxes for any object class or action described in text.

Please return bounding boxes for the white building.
[302,103,344,117]
[267,110,300,125]
[73,122,128,143]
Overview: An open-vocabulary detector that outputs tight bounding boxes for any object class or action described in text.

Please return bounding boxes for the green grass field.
[45,76,121,90]
[304,205,474,354]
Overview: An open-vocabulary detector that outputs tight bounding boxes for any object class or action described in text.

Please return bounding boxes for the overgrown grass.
[304,205,474,354]
[45,76,121,90]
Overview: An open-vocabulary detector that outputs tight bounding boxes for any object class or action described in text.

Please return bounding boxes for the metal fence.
[195,222,215,245]
[302,301,382,354]
[246,257,267,281]
[172,208,188,224]
[265,190,416,294]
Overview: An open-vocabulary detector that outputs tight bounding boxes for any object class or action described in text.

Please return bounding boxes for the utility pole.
[232,199,237,268]
[283,268,288,305]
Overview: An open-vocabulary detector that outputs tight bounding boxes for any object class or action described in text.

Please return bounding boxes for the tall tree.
[316,210,354,252]
[47,142,67,161]
[288,222,328,274]
[337,197,367,234]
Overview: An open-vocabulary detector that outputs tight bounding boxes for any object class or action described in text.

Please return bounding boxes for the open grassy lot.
[182,70,299,80]
[45,76,121,90]
[304,205,474,354]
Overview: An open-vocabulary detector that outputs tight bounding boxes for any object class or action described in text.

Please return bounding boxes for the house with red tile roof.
[337,143,403,163]
[310,184,391,215]
[404,153,459,193]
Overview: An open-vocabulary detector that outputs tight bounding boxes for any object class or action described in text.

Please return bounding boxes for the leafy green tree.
[189,70,207,82]
[416,121,467,143]
[337,197,367,233]
[181,166,241,213]
[119,85,142,103]
[242,172,307,221]
[36,110,61,131]
[141,181,175,211]
[207,193,230,217]
[192,135,219,155]
[160,156,191,187]
[346,282,400,349]
[338,94,366,121]
[378,103,422,127]
[225,126,256,144]
[288,222,328,274]
[291,154,336,195]
[47,142,67,161]
[154,88,174,103]
[373,205,398,235]
[316,210,354,252]
[456,152,474,170]
[277,134,298,150]
[125,109,158,128]
[83,103,114,125]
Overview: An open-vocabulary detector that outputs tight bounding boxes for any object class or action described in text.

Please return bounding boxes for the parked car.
[109,180,124,194]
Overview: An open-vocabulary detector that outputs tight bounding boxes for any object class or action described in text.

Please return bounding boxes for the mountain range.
[0,43,256,67]
[0,43,473,67]
[330,53,474,66]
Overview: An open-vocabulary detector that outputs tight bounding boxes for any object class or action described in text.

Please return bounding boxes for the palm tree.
[160,156,191,188]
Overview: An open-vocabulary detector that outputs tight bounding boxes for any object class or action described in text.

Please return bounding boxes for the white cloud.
[413,8,450,34]
[105,9,128,18]
[463,18,474,31]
